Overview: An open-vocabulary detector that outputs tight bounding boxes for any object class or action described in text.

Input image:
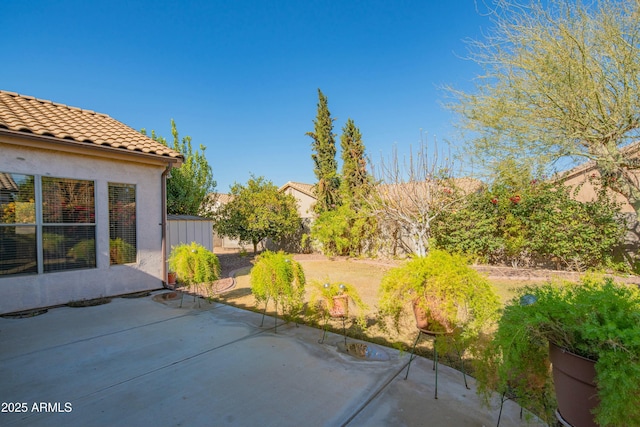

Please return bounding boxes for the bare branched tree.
[367,138,477,257]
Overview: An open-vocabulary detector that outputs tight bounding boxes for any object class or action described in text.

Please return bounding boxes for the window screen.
[42,177,96,272]
[108,183,136,264]
[0,173,36,276]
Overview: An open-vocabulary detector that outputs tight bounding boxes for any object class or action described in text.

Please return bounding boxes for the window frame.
[0,172,38,276]
[0,172,98,276]
[108,182,137,265]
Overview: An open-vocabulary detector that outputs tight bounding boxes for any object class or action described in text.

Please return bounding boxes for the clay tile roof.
[0,90,182,161]
[214,193,234,204]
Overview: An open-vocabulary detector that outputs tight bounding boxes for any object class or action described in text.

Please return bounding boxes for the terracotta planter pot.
[549,342,599,427]
[412,299,431,331]
[329,295,348,317]
[412,299,454,334]
[167,272,177,287]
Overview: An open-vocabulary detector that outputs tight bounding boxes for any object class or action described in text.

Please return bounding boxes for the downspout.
[161,163,173,288]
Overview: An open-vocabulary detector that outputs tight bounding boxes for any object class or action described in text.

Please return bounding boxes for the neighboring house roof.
[213,193,234,205]
[376,177,484,197]
[279,181,315,198]
[277,179,482,200]
[0,90,182,163]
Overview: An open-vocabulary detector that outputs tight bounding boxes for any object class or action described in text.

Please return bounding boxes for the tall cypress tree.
[340,118,371,203]
[307,89,340,214]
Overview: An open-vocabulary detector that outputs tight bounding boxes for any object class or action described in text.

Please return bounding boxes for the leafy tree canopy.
[213,175,301,254]
[307,89,340,214]
[447,0,640,217]
[142,120,216,217]
[340,118,372,204]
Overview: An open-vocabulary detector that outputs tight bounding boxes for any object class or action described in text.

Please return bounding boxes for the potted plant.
[378,250,500,348]
[250,250,306,331]
[167,271,177,288]
[474,276,640,427]
[309,281,369,342]
[168,242,220,298]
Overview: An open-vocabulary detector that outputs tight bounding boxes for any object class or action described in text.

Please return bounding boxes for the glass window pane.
[43,225,96,272]
[109,184,136,264]
[0,173,35,224]
[0,226,37,276]
[42,178,95,224]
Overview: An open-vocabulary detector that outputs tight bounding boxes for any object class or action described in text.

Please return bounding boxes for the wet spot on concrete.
[338,342,390,361]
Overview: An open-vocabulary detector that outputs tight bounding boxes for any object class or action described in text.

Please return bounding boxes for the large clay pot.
[412,299,431,331]
[549,342,599,427]
[412,298,454,334]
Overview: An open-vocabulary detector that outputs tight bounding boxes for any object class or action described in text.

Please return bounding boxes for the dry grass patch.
[216,258,543,356]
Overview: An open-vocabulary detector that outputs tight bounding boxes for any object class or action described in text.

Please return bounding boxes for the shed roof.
[167,214,213,221]
[0,90,182,162]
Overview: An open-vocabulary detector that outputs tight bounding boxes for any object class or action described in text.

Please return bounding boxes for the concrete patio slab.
[0,292,542,427]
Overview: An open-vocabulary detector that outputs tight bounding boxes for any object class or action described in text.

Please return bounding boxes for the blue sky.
[1,0,490,192]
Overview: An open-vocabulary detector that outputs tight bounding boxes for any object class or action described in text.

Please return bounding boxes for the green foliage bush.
[309,204,377,257]
[433,179,625,271]
[250,251,306,321]
[474,277,640,426]
[378,250,500,348]
[168,242,220,287]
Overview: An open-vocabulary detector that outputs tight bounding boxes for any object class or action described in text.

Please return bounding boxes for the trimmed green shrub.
[250,251,306,322]
[168,242,220,287]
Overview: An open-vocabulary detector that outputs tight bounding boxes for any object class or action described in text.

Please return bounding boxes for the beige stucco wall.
[562,167,635,213]
[0,142,166,314]
[282,187,315,219]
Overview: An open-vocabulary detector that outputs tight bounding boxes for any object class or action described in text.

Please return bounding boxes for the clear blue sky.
[1,0,491,193]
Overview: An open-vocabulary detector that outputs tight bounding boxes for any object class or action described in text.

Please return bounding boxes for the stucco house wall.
[0,144,167,313]
[560,164,635,213]
[0,90,182,314]
[557,152,640,261]
[280,182,316,220]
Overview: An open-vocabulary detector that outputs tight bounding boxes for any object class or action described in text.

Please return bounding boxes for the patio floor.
[0,291,541,427]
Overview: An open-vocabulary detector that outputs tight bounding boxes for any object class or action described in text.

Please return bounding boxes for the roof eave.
[0,128,183,167]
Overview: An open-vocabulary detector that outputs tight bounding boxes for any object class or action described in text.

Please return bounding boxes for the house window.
[42,177,96,272]
[0,173,37,276]
[108,183,136,264]
[0,173,97,276]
